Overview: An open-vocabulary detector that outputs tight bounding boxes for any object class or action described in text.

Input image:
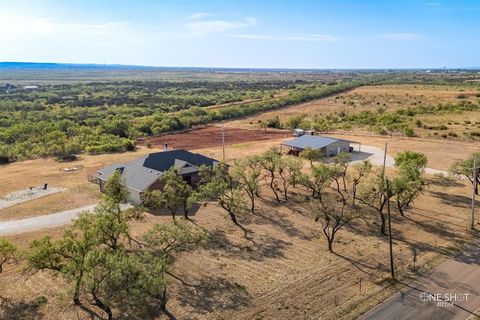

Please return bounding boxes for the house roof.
[97,149,218,192]
[143,149,217,172]
[0,83,17,91]
[281,135,352,150]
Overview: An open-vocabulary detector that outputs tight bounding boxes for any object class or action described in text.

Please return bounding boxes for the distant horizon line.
[0,61,479,71]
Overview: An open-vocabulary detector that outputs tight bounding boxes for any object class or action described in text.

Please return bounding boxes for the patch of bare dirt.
[139,126,291,150]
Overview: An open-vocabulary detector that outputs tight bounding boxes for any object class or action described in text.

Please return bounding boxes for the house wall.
[98,177,145,206]
[127,187,143,205]
[325,141,350,157]
[148,179,165,191]
[188,172,201,187]
[97,170,203,206]
[99,179,105,192]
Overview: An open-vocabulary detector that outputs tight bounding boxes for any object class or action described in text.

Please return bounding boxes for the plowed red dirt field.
[139,126,291,150]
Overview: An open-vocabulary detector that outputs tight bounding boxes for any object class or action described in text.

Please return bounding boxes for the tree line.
[0,76,386,163]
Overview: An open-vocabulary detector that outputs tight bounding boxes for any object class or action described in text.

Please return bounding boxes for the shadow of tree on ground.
[176,275,252,315]
[207,228,291,262]
[0,296,44,320]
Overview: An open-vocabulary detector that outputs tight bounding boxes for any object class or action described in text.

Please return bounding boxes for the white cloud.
[230,33,340,42]
[184,16,257,37]
[377,33,425,41]
[0,13,127,39]
[187,12,211,20]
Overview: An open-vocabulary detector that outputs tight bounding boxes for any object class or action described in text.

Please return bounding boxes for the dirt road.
[358,240,480,320]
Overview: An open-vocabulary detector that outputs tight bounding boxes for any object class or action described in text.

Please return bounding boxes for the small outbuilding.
[281,135,359,157]
[95,149,219,205]
[293,128,305,137]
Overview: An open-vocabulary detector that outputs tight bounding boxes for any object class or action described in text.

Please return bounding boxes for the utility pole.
[386,179,395,280]
[381,142,387,180]
[221,121,226,162]
[381,142,395,279]
[471,155,477,230]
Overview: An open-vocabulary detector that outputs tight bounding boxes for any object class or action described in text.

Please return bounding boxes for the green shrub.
[265,116,282,129]
[402,126,415,137]
[32,296,48,308]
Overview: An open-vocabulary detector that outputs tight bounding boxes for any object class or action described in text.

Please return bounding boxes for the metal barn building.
[281,135,358,157]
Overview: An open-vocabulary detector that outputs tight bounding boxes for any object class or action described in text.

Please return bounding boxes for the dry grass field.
[0,131,479,319]
[0,163,476,320]
[227,85,480,127]
[227,84,480,141]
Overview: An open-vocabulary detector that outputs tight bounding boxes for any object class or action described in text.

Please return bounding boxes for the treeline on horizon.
[0,76,375,163]
[0,72,469,164]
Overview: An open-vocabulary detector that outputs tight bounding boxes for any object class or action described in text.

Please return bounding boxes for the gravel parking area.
[0,187,67,210]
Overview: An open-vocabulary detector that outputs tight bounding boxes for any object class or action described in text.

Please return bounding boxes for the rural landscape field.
[1,66,480,320]
[1,1,480,320]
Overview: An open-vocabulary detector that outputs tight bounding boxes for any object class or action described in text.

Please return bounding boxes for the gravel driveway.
[0,203,132,235]
[351,145,447,175]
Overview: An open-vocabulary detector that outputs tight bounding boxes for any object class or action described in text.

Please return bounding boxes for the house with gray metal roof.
[96,149,219,205]
[281,135,359,157]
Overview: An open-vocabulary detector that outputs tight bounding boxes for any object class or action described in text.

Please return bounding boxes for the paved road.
[358,240,480,320]
[351,145,447,175]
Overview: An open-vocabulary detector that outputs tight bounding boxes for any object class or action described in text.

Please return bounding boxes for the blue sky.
[0,0,479,68]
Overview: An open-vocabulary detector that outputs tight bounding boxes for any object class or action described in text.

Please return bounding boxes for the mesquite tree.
[142,168,194,219]
[299,147,324,168]
[197,163,246,227]
[391,176,424,216]
[259,148,283,202]
[233,155,262,213]
[391,151,427,216]
[350,160,373,205]
[0,239,17,274]
[315,194,359,252]
[450,153,480,194]
[332,152,352,192]
[277,158,290,201]
[285,157,304,188]
[311,163,361,252]
[300,162,335,200]
[357,172,389,236]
